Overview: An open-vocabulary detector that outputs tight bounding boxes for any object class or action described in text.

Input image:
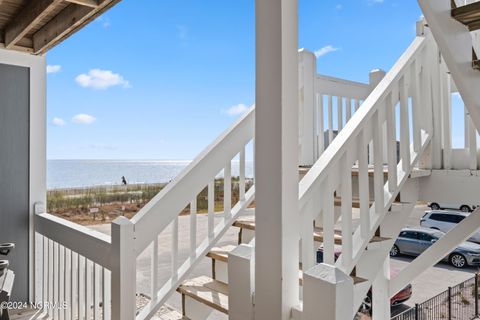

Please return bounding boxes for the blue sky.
[46,0,453,160]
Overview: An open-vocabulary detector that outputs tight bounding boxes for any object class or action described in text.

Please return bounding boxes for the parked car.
[420,211,480,243]
[317,247,412,312]
[390,227,480,268]
[428,202,477,212]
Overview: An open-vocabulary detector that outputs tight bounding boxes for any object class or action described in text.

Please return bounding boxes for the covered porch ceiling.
[0,0,121,55]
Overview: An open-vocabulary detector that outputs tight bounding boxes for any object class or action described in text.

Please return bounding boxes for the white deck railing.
[35,212,113,320]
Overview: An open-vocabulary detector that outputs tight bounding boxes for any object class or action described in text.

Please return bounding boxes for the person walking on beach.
[121,176,128,185]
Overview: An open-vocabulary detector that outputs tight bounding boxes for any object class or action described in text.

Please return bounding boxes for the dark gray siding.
[0,63,30,302]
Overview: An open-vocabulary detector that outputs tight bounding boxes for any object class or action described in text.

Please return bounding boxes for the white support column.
[111,217,136,320]
[303,264,354,320]
[228,244,255,320]
[298,49,317,166]
[255,0,299,319]
[372,255,391,320]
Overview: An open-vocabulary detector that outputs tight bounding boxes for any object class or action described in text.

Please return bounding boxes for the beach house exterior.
[1,0,480,319]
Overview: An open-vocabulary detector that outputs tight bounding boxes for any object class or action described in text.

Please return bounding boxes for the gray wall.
[0,63,30,302]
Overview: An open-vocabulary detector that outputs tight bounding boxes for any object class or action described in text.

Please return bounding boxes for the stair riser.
[183,296,215,320]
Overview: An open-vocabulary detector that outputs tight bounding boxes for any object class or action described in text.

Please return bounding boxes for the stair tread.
[177,276,229,314]
[452,1,480,31]
[206,245,237,263]
[205,248,367,287]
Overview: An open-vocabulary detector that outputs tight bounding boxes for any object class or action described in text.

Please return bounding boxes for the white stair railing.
[131,107,255,320]
[298,29,435,277]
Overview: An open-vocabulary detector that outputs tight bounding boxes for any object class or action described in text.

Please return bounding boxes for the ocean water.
[47,160,254,190]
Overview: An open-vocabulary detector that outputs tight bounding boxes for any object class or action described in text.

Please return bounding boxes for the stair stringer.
[418,0,480,131]
[352,202,416,313]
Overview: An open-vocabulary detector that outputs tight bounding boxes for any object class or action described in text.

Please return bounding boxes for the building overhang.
[0,0,121,55]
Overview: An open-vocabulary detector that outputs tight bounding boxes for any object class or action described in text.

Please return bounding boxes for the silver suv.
[420,211,480,243]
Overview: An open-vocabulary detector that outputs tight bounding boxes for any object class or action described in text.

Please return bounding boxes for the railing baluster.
[442,73,452,169]
[341,152,353,266]
[224,162,231,220]
[400,75,411,173]
[373,109,385,213]
[48,240,53,318]
[358,130,370,239]
[322,176,335,265]
[78,255,83,320]
[240,147,246,201]
[171,217,179,282]
[60,245,65,320]
[411,61,422,154]
[337,96,343,131]
[208,180,215,241]
[190,197,197,260]
[328,95,334,144]
[86,259,92,320]
[317,94,325,155]
[346,98,352,122]
[151,236,158,300]
[386,92,398,191]
[468,115,478,170]
[103,269,111,320]
[94,264,101,320]
[65,248,71,320]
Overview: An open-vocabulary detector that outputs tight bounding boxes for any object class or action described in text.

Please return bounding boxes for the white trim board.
[0,48,46,303]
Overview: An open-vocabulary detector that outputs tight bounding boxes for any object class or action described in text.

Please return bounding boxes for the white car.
[420,211,480,243]
[428,202,477,212]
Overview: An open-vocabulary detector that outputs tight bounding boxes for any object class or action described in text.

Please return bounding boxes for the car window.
[399,231,417,239]
[447,215,465,223]
[418,232,434,242]
[430,214,448,222]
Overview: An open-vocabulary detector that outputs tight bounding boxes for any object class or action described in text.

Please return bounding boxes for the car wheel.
[390,245,400,257]
[460,205,471,212]
[450,253,467,268]
[430,203,440,210]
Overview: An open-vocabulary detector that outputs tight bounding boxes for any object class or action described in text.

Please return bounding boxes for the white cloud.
[52,117,66,126]
[47,65,62,74]
[75,69,130,90]
[72,114,96,125]
[368,0,384,4]
[223,104,249,116]
[314,45,339,58]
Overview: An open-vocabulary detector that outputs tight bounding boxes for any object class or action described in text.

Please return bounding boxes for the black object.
[0,243,14,256]
[0,261,8,277]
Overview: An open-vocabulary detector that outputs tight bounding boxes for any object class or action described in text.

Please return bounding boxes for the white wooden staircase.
[31,11,480,320]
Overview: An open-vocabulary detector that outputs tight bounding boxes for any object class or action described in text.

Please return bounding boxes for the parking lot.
[390,204,478,315]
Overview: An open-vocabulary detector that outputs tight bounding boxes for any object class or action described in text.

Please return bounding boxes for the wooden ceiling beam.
[5,0,63,49]
[64,0,99,8]
[33,0,121,54]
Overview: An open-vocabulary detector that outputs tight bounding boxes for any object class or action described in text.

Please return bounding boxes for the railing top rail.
[132,106,255,252]
[299,34,431,207]
[35,212,112,269]
[316,74,371,99]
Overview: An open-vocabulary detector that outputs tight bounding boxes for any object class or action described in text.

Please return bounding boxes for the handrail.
[299,35,430,207]
[132,106,255,252]
[35,212,112,268]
